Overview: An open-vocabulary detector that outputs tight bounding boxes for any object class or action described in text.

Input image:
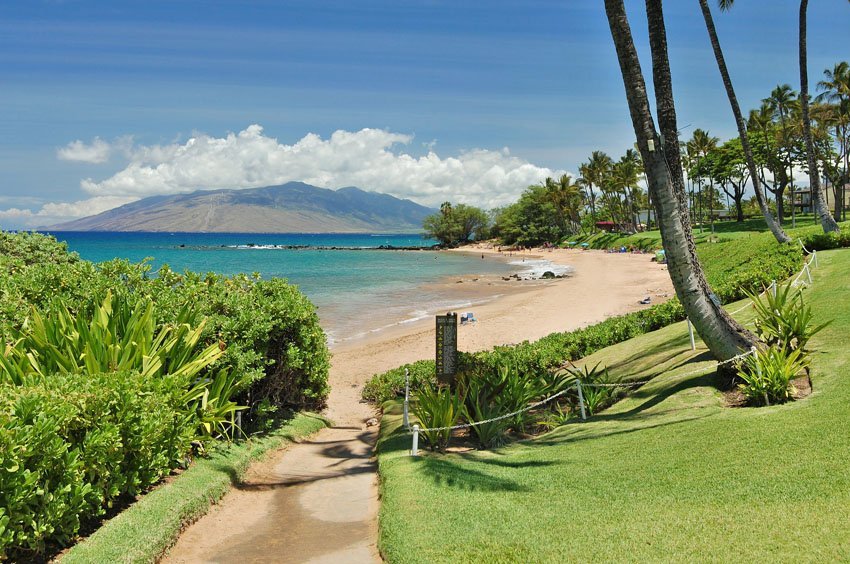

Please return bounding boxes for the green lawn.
[570,216,843,250]
[376,249,850,562]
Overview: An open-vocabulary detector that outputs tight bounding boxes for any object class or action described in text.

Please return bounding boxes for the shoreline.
[325,247,674,426]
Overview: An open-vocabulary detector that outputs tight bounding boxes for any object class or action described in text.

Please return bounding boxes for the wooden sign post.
[435,313,458,387]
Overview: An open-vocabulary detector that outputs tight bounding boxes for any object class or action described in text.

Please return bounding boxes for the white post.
[813,250,818,268]
[686,318,696,351]
[575,380,586,421]
[403,368,410,429]
[411,424,419,456]
[804,262,812,284]
[770,280,776,298]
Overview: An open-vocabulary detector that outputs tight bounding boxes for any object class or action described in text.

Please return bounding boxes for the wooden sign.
[435,313,458,386]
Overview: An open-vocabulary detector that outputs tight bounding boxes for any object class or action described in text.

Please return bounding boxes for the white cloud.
[57,137,113,164]
[78,125,564,209]
[0,196,138,229]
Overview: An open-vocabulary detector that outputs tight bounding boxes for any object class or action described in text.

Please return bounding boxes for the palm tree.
[698,0,791,242]
[579,151,613,233]
[817,61,850,221]
[688,129,719,233]
[615,149,643,231]
[545,174,584,235]
[766,84,801,227]
[748,102,790,222]
[798,0,841,232]
[604,0,757,361]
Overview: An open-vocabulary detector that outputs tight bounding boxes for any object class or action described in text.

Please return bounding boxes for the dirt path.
[163,249,673,563]
[163,348,399,564]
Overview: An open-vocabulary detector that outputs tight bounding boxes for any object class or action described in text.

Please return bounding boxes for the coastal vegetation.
[0,231,330,560]
[422,202,489,247]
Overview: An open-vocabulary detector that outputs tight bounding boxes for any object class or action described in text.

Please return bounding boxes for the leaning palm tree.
[798,0,841,232]
[698,0,790,242]
[604,0,758,361]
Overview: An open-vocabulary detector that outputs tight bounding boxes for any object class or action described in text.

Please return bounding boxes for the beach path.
[162,249,672,563]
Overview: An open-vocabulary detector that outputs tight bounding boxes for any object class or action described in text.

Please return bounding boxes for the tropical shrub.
[0,232,330,413]
[413,385,465,452]
[746,282,830,354]
[563,363,618,416]
[736,348,808,406]
[0,291,224,386]
[0,371,194,560]
[459,374,512,449]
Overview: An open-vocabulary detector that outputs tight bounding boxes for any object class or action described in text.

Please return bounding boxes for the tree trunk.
[605,0,757,361]
[799,0,840,233]
[698,0,790,243]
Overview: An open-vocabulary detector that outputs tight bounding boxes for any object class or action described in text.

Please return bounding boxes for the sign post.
[435,313,458,387]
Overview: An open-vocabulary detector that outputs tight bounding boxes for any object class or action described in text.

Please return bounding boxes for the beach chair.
[460,312,477,325]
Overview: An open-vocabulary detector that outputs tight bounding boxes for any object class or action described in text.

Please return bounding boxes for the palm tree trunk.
[605,0,757,361]
[799,0,840,233]
[698,0,790,243]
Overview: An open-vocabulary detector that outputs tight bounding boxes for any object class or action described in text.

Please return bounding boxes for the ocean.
[45,232,570,346]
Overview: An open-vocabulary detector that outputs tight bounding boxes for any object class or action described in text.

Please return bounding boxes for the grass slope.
[570,216,848,250]
[62,413,327,563]
[376,249,850,562]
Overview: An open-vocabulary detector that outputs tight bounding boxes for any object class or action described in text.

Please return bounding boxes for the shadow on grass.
[603,336,696,376]
[534,411,712,448]
[410,455,558,492]
[597,366,718,419]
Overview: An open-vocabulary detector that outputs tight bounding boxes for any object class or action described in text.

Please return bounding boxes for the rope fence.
[407,242,819,455]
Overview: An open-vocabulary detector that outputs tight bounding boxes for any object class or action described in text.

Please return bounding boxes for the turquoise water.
[46,232,539,345]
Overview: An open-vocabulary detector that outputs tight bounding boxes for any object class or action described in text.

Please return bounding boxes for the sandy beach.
[326,246,674,425]
[165,246,674,563]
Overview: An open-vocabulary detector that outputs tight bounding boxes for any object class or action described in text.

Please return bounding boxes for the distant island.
[48,182,436,233]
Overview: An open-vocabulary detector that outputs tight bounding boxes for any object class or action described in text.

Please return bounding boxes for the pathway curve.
[163,344,396,563]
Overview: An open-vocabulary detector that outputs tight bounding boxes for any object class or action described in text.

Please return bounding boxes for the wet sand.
[163,248,673,563]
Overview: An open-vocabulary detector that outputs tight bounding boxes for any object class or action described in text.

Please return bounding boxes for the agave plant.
[413,384,465,452]
[458,374,511,449]
[737,347,808,406]
[563,362,615,416]
[745,282,830,354]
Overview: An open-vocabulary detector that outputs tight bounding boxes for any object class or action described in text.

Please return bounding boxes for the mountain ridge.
[48,182,436,233]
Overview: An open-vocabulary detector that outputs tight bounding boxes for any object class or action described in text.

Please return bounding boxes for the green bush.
[0,371,194,560]
[736,348,808,406]
[0,232,330,413]
[564,363,619,416]
[746,282,830,355]
[413,385,465,452]
[800,230,850,251]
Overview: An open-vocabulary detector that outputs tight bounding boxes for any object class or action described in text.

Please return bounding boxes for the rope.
[407,349,755,434]
[411,388,573,433]
[799,238,813,255]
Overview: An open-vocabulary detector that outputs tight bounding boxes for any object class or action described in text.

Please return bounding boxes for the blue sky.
[1,0,848,228]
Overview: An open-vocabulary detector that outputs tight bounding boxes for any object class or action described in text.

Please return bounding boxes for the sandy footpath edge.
[163,247,673,563]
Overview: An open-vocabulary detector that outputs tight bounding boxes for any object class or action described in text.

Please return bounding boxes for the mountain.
[49,183,436,233]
